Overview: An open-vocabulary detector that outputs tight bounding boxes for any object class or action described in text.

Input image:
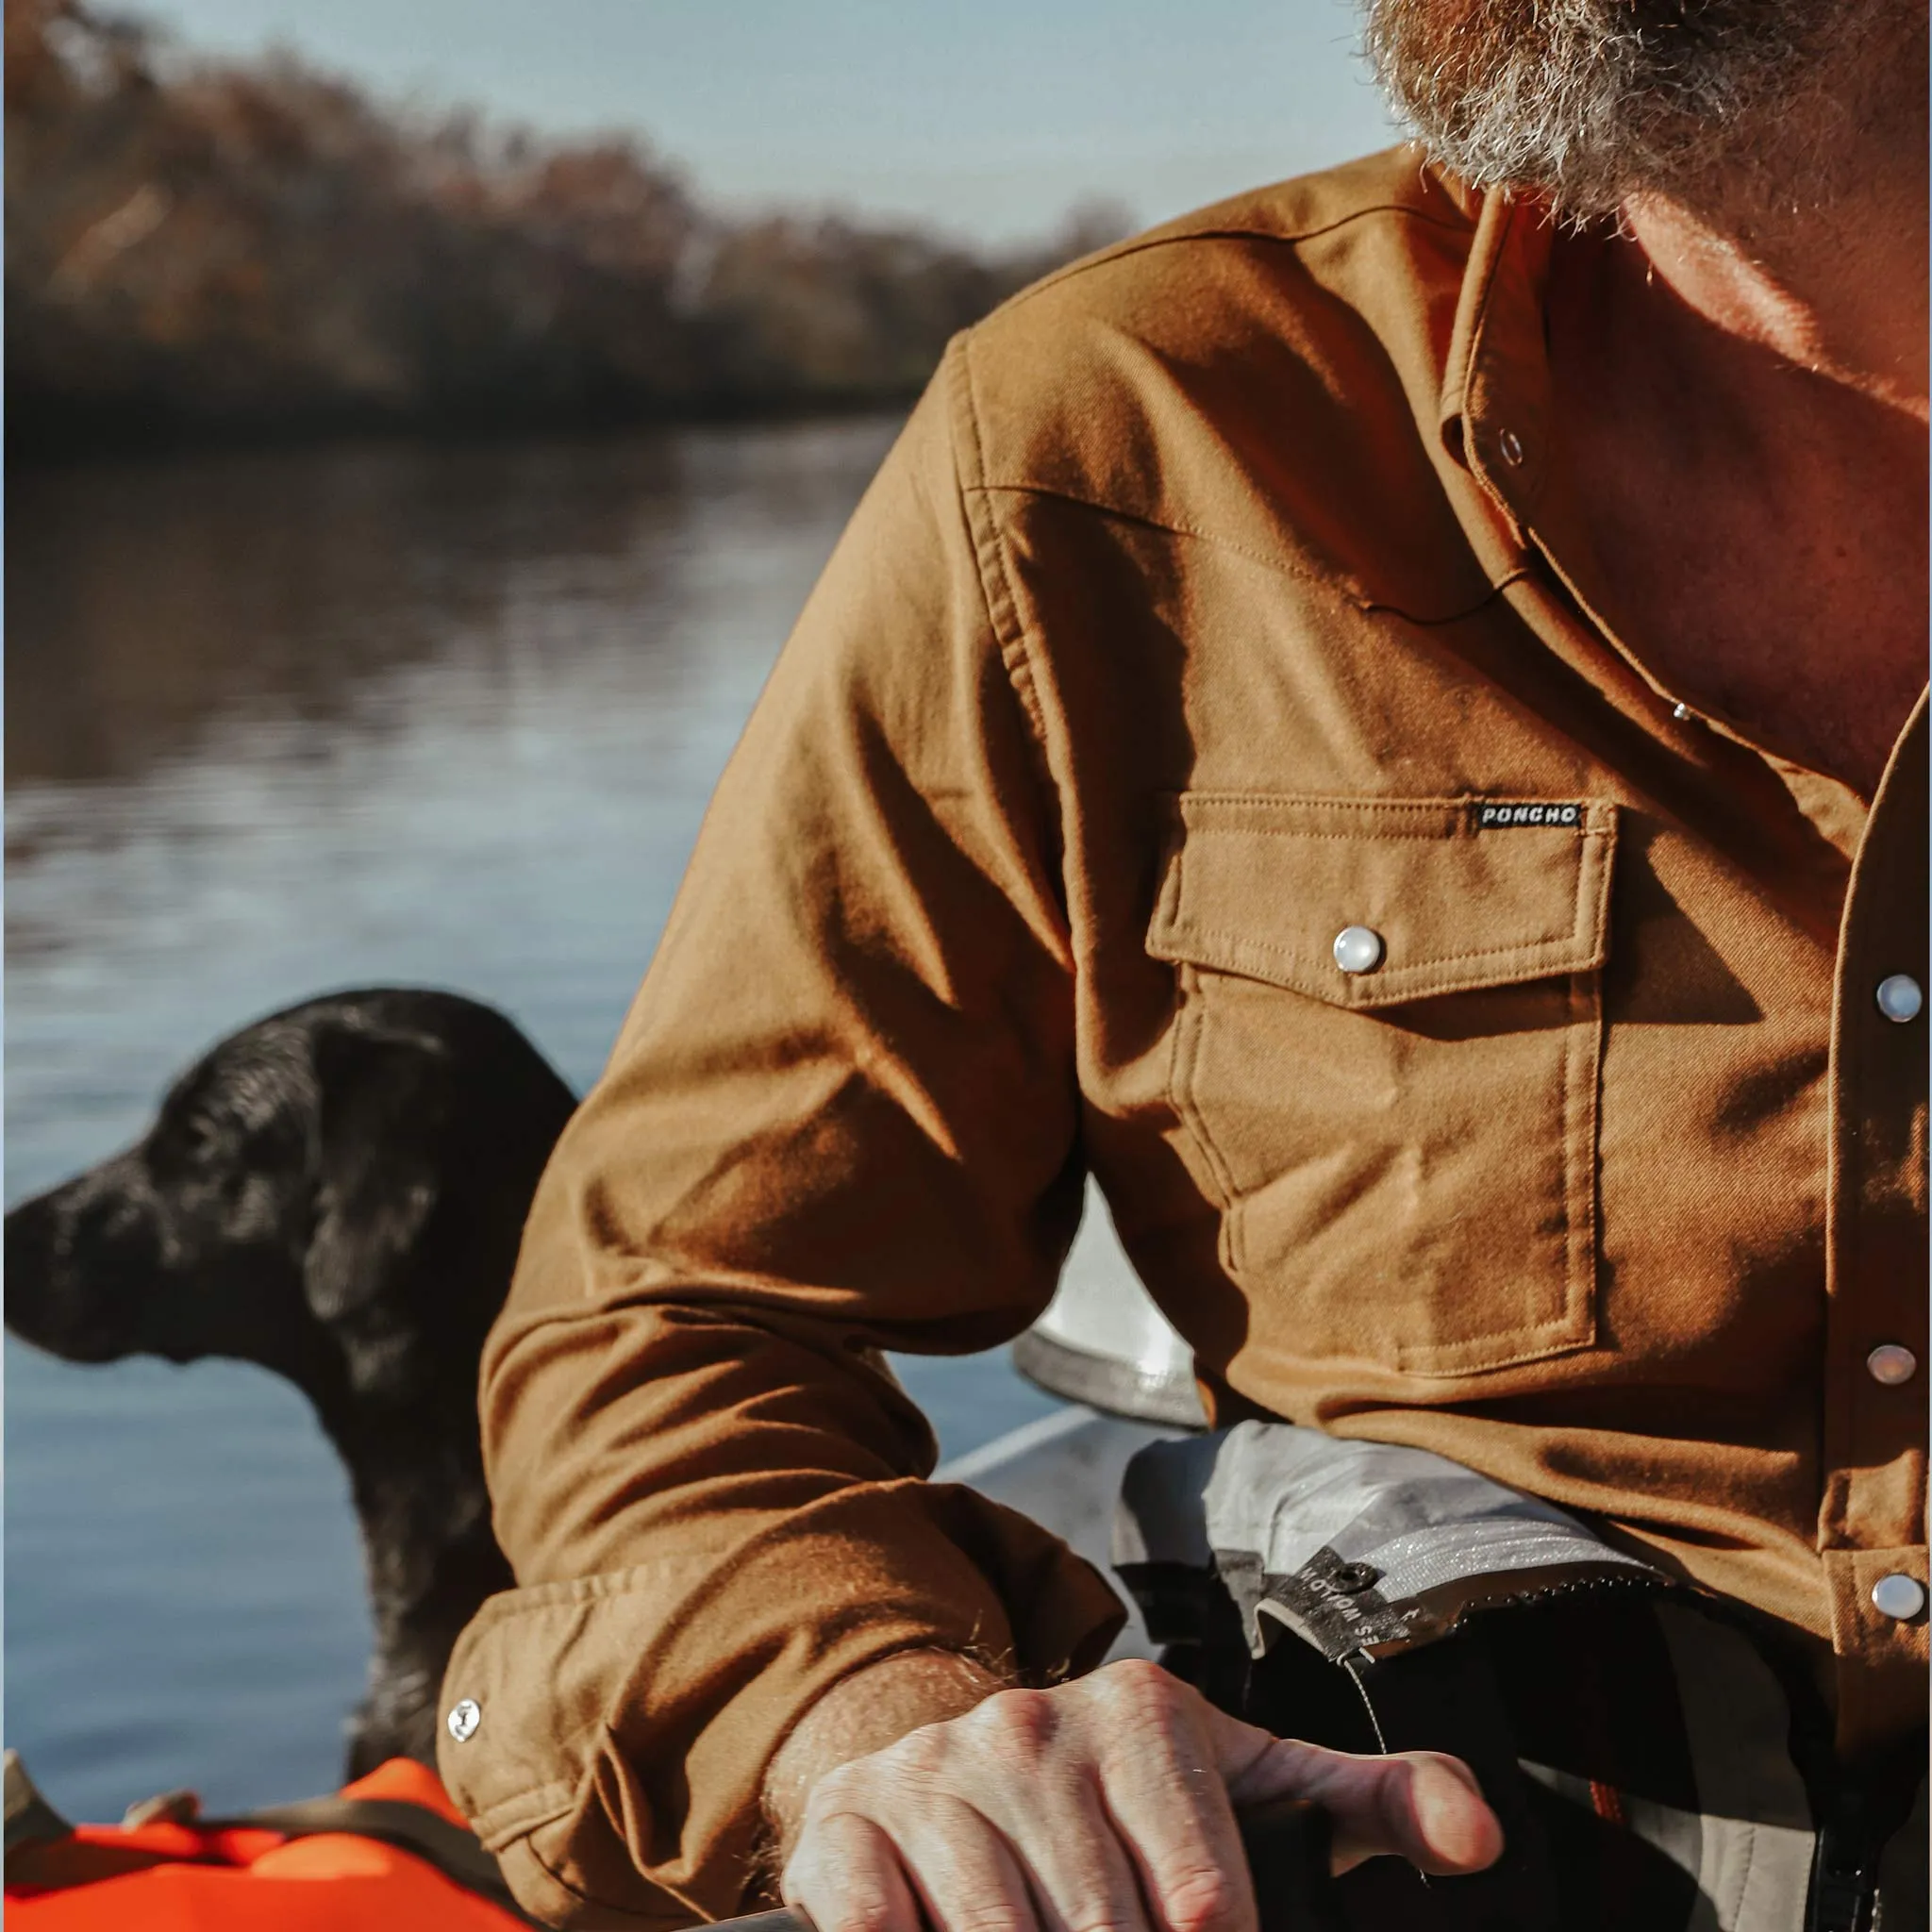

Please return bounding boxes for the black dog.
[5,988,578,1777]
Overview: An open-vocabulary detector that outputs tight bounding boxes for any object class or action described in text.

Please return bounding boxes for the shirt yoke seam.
[996,198,1476,317]
[965,478,1530,627]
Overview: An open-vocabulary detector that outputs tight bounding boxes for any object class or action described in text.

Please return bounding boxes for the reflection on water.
[6,422,1062,1817]
[8,425,891,1122]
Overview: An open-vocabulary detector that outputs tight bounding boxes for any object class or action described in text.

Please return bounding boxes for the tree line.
[6,0,1127,456]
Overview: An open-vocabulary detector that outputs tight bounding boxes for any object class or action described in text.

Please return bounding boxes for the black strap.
[1237,1794,1344,1932]
[1344,1640,1559,1932]
[203,1794,541,1924]
[9,1750,530,1923]
[4,1750,75,1858]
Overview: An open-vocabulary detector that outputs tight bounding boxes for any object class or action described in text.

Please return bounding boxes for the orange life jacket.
[5,1754,532,1929]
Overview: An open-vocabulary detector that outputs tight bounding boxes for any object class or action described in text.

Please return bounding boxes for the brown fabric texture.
[438,147,1929,1926]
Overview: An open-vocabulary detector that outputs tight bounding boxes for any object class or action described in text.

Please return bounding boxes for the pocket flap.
[1146,793,1616,1009]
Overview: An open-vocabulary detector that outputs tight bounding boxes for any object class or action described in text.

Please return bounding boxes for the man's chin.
[1357,0,1874,218]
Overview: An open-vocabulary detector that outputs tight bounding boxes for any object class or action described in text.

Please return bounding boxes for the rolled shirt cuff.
[439,1477,1126,1928]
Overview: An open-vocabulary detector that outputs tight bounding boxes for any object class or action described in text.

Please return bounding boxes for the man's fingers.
[1090,1668,1257,1932]
[783,1808,924,1932]
[1204,1696,1500,1878]
[1256,1740,1504,1877]
[889,1795,1051,1932]
[895,1724,1159,1932]
[1010,1790,1162,1932]
[1103,1776,1255,1932]
[782,1661,1502,1932]
[1367,1753,1504,1876]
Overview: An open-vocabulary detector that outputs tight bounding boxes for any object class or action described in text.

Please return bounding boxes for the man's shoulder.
[951,146,1480,492]
[1028,144,1474,287]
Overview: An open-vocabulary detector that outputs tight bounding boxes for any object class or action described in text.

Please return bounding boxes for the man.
[439,3,1928,1928]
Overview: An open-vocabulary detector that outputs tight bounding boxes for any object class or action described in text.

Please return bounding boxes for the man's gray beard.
[1359,0,1889,217]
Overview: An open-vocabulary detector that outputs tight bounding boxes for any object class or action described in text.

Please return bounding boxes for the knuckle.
[1094,1657,1175,1709]
[974,1687,1059,1758]
[1089,1659,1198,1769]
[891,1725,951,1778]
[806,1763,868,1819]
[1092,1660,1194,1749]
[1158,1864,1243,1932]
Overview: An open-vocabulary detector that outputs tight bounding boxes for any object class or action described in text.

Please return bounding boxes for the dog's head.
[5,990,575,1409]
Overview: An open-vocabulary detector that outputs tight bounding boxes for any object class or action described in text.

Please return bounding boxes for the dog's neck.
[308,1380,514,1769]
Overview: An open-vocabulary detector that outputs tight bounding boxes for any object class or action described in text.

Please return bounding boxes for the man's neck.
[1615,13,1929,421]
[1620,188,1928,425]
[1540,45,1928,797]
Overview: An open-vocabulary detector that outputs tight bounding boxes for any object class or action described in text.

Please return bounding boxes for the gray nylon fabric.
[1108,1424,1929,1929]
[1114,1420,1662,1660]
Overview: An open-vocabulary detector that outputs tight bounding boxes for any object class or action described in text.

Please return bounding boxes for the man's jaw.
[1357,0,1915,225]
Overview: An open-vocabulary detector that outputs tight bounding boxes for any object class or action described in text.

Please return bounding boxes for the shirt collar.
[1439,189,1558,533]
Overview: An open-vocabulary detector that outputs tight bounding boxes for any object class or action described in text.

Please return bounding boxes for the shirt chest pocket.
[1146,793,1618,1378]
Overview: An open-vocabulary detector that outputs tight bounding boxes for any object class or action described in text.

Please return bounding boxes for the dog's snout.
[4,1164,161,1364]
[6,1187,81,1355]
[5,1191,54,1311]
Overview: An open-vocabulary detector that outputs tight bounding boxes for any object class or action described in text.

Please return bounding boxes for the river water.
[5,420,1081,1818]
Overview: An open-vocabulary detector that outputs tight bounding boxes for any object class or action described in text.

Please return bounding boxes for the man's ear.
[304,1022,453,1331]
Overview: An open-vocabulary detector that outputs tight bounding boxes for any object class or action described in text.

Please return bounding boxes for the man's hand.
[772,1655,1502,1932]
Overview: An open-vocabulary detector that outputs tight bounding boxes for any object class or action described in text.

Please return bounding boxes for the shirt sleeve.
[437,341,1128,1929]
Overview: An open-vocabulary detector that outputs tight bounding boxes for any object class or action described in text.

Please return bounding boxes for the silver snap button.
[1496,428,1524,467]
[1333,925,1386,975]
[1876,974,1923,1023]
[446,1698,482,1743]
[1672,701,1691,722]
[1871,1574,1925,1622]
[1867,1344,1918,1387]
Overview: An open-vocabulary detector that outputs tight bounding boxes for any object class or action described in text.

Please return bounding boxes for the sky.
[142,0,1404,245]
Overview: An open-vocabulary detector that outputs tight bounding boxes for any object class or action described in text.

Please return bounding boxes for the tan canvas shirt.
[438,148,1930,1928]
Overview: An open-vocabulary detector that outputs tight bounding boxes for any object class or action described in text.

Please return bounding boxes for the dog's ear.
[305,1022,454,1328]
